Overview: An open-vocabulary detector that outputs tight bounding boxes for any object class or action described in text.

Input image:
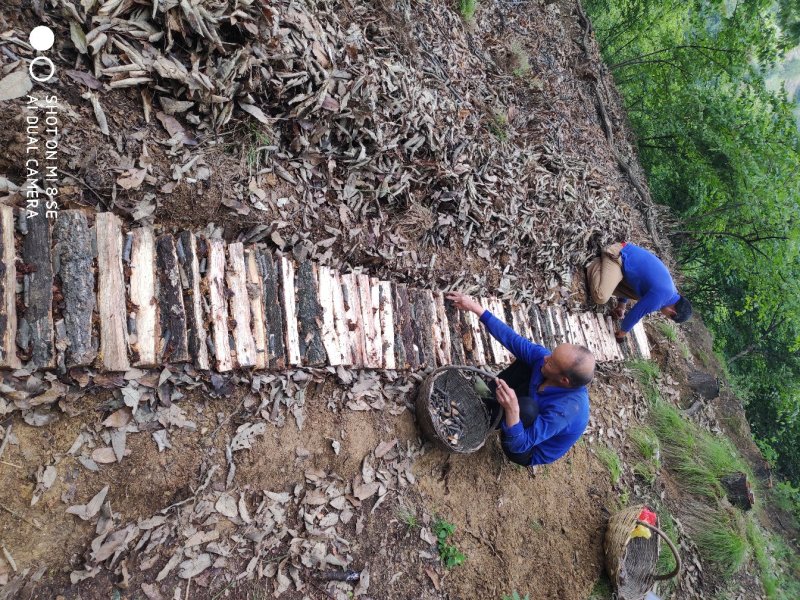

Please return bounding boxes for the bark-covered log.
[444,297,466,366]
[255,248,286,370]
[410,288,435,369]
[279,256,301,366]
[295,258,327,367]
[0,206,20,369]
[178,231,210,370]
[20,207,54,368]
[156,234,189,364]
[340,273,366,368]
[96,213,130,371]
[244,247,267,370]
[226,242,256,368]
[378,281,396,370]
[392,283,416,370]
[52,210,97,367]
[206,238,233,372]
[128,227,158,367]
[721,472,755,511]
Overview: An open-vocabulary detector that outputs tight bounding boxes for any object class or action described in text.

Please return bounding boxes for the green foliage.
[501,592,530,600]
[596,444,623,485]
[433,518,467,568]
[588,575,614,599]
[459,0,477,21]
[584,0,800,485]
[628,359,661,403]
[396,507,418,528]
[489,111,509,141]
[772,480,800,527]
[692,511,747,578]
[510,41,532,78]
[654,506,680,597]
[655,320,678,342]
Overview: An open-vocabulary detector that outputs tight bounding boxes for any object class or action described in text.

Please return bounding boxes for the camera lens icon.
[29,26,55,52]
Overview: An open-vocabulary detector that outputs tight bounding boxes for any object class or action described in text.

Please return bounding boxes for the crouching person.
[446,292,595,468]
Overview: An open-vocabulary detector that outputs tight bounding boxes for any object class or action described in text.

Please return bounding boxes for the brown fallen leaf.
[91,447,131,464]
[66,485,109,520]
[117,168,147,190]
[424,567,440,591]
[102,407,132,428]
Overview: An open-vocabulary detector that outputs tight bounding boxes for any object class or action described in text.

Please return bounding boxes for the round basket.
[416,365,502,454]
[604,505,681,600]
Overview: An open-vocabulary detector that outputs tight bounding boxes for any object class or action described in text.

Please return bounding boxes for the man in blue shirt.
[446,292,595,468]
[586,242,692,341]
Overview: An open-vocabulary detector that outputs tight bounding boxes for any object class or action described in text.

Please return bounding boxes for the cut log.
[178,231,210,370]
[433,292,452,367]
[392,283,416,370]
[464,310,487,366]
[330,271,352,366]
[244,248,267,369]
[567,313,587,349]
[631,321,650,359]
[52,210,96,367]
[480,297,502,365]
[528,305,545,347]
[444,297,466,366]
[95,213,130,371]
[226,242,256,368]
[295,258,327,367]
[605,315,625,361]
[206,238,233,372]
[0,206,20,369]
[411,289,436,368]
[378,281,396,370]
[20,208,54,368]
[721,472,755,511]
[128,227,158,367]
[317,265,343,367]
[255,248,286,370]
[279,256,301,366]
[491,298,511,364]
[548,307,565,346]
[599,314,621,361]
[430,292,447,367]
[538,306,555,350]
[156,234,189,364]
[341,273,366,368]
[358,274,381,368]
[591,313,610,362]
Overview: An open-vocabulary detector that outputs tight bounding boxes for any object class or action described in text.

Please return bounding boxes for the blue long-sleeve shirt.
[619,243,680,333]
[479,310,590,466]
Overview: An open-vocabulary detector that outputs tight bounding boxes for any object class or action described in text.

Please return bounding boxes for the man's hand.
[615,329,628,343]
[445,291,484,316]
[495,379,520,427]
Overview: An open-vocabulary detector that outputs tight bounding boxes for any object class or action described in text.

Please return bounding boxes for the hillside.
[0,0,796,599]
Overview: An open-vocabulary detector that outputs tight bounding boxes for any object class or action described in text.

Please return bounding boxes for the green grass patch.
[510,40,531,78]
[489,111,509,141]
[459,0,477,20]
[656,320,678,341]
[747,520,779,599]
[588,574,614,599]
[656,508,680,577]
[433,518,467,568]
[692,510,747,578]
[501,593,530,600]
[628,359,661,403]
[596,444,623,485]
[396,506,418,528]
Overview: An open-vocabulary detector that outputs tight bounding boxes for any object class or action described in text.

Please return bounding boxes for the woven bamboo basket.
[604,505,681,600]
[416,365,502,454]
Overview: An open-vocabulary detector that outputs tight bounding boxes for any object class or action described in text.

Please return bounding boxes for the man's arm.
[479,310,550,364]
[501,406,572,455]
[619,292,663,333]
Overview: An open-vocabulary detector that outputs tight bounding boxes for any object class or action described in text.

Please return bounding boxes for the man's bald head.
[552,343,595,388]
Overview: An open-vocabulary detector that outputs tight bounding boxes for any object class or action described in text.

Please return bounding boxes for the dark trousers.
[486,360,540,466]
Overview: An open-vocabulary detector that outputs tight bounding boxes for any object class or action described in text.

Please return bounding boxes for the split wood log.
[579,313,602,359]
[528,305,545,347]
[226,242,256,368]
[593,313,612,362]
[330,271,352,366]
[96,213,130,371]
[206,238,233,372]
[128,227,158,366]
[378,281,396,370]
[340,273,366,368]
[549,307,565,346]
[392,283,416,370]
[255,248,286,370]
[52,210,96,367]
[295,258,327,367]
[244,248,267,369]
[317,265,343,367]
[538,306,555,350]
[444,297,466,366]
[279,256,301,366]
[357,275,381,368]
[20,208,54,368]
[178,231,210,370]
[156,234,189,363]
[632,322,650,359]
[410,288,436,368]
[435,292,452,367]
[480,297,502,365]
[567,313,587,350]
[463,310,487,366]
[583,312,603,361]
[430,292,447,367]
[605,315,625,360]
[491,298,512,364]
[0,206,20,369]
[600,314,621,361]
[721,472,755,511]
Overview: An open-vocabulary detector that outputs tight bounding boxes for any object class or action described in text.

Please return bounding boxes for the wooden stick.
[96,213,130,371]
[279,256,301,366]
[128,227,158,367]
[20,208,54,368]
[206,238,233,372]
[156,234,189,363]
[411,289,436,368]
[244,248,267,369]
[430,292,447,367]
[444,296,466,366]
[178,231,210,370]
[0,206,20,369]
[464,310,487,366]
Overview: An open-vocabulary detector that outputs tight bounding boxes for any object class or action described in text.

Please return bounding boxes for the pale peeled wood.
[492,298,512,363]
[632,321,651,359]
[96,213,130,371]
[480,297,504,365]
[515,304,535,342]
[128,228,158,366]
[560,308,575,346]
[605,316,623,361]
[549,307,565,346]
[226,243,256,368]
[330,271,352,366]
[206,239,233,372]
[433,292,451,367]
[340,273,365,367]
[378,281,396,370]
[528,306,545,346]
[584,313,605,360]
[359,275,382,368]
[279,256,301,366]
[588,312,608,362]
[317,265,343,367]
[567,313,587,349]
[0,206,20,369]
[465,310,487,366]
[178,231,210,370]
[597,313,620,361]
[245,247,267,370]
